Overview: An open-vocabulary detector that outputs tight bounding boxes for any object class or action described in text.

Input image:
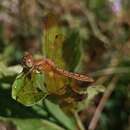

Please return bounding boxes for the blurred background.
[0,0,130,130]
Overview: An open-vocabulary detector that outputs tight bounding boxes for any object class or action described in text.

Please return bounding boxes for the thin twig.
[84,9,110,48]
[93,53,119,85]
[88,77,119,130]
[91,67,130,77]
[72,110,85,130]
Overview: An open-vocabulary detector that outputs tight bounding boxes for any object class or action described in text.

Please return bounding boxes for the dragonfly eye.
[26,59,33,68]
[22,52,34,68]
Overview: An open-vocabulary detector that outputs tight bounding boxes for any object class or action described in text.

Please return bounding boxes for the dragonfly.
[12,13,94,106]
[22,52,94,83]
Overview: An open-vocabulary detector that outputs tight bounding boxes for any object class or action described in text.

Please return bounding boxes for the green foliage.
[63,29,81,71]
[0,118,66,130]
[77,85,105,111]
[1,1,130,130]
[44,99,77,130]
[12,72,48,106]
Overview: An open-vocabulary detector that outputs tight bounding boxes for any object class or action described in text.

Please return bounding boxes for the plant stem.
[72,110,85,130]
[88,77,119,130]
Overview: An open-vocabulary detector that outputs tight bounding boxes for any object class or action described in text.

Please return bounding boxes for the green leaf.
[44,99,77,130]
[63,29,81,71]
[0,63,21,78]
[87,85,105,100]
[0,117,65,130]
[77,85,105,111]
[12,72,48,106]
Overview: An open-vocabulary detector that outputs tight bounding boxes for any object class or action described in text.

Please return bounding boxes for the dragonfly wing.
[43,71,68,95]
[41,13,70,94]
[42,13,66,68]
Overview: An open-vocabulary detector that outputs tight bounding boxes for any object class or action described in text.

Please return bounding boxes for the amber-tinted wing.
[41,13,70,95]
[42,13,66,69]
[41,13,94,96]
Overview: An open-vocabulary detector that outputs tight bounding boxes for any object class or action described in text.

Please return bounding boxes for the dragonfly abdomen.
[55,67,94,82]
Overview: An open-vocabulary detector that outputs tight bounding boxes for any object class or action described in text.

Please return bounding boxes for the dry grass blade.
[88,77,119,130]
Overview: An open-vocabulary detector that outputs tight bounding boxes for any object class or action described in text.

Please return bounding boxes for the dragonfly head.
[22,52,34,69]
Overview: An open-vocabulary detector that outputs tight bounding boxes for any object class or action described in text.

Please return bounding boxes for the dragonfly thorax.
[34,59,55,72]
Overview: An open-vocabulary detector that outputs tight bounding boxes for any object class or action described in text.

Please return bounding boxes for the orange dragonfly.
[22,52,94,83]
[12,13,94,106]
